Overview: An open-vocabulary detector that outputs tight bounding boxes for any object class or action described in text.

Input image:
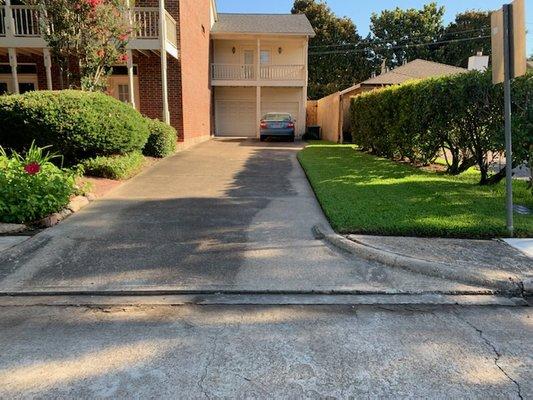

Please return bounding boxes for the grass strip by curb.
[298,142,533,238]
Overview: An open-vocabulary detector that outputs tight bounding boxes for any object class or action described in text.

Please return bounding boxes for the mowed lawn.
[298,142,533,238]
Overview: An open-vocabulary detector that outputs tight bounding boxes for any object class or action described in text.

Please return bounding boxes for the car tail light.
[287,122,295,128]
[260,121,267,129]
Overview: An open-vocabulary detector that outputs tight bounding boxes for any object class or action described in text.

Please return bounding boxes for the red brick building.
[0,0,314,143]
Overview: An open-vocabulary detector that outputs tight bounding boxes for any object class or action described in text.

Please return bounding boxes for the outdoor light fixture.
[278,47,283,54]
[232,46,236,54]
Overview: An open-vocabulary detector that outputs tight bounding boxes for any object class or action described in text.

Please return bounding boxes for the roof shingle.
[361,59,468,85]
[212,13,315,36]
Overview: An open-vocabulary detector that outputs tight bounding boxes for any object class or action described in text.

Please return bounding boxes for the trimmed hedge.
[0,90,150,165]
[143,118,177,158]
[81,152,145,180]
[351,71,532,184]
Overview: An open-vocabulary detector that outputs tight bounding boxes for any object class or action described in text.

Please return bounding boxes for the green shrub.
[81,152,145,180]
[350,71,532,185]
[0,90,150,165]
[0,143,78,224]
[143,118,177,158]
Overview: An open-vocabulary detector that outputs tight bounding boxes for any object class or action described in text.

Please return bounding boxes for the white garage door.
[261,102,300,131]
[215,100,256,137]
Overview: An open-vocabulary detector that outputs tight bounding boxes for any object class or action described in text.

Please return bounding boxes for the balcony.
[211,64,306,86]
[0,4,178,58]
[130,6,178,57]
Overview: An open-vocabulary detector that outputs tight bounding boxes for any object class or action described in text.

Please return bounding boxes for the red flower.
[24,162,40,175]
[117,53,128,63]
[87,0,102,8]
[96,49,105,58]
[119,33,129,41]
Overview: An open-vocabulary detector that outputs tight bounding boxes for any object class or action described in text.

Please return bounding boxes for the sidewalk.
[335,231,532,295]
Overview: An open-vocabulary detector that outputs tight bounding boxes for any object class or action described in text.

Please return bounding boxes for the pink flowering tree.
[32,0,132,91]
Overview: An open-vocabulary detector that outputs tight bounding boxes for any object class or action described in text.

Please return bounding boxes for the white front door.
[243,50,254,79]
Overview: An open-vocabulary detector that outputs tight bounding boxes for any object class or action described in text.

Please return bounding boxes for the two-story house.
[210,13,314,138]
[0,0,314,144]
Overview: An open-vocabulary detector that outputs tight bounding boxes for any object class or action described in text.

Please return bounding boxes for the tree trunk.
[456,156,477,174]
[482,167,509,185]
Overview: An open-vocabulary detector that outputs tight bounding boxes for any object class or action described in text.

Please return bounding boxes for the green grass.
[298,141,533,238]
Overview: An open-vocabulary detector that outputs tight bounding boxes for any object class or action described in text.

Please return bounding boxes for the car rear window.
[263,113,292,121]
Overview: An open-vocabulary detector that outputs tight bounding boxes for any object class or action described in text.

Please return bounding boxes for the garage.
[214,87,304,138]
[215,100,256,137]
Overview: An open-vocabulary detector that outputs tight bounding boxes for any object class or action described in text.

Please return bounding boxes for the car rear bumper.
[260,128,295,137]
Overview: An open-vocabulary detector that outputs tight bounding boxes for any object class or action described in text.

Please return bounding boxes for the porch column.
[159,0,170,123]
[8,48,19,94]
[256,86,261,138]
[4,0,14,39]
[302,38,309,140]
[43,49,53,90]
[125,0,136,109]
[256,37,260,81]
[126,50,136,109]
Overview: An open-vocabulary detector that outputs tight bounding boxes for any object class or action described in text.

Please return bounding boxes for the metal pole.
[503,4,514,237]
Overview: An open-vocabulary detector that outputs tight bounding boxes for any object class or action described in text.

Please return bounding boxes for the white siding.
[213,39,305,65]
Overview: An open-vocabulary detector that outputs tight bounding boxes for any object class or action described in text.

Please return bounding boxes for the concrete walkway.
[0,139,485,294]
[0,304,530,399]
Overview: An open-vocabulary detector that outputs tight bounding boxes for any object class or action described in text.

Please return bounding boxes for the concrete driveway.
[0,139,484,294]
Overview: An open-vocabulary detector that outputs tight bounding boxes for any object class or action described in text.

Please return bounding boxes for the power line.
[309,35,491,56]
[309,27,491,49]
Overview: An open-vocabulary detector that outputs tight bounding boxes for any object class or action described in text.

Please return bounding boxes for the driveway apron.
[0,139,485,293]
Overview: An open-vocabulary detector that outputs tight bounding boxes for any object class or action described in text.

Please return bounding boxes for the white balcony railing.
[260,65,305,80]
[211,63,305,81]
[0,5,178,50]
[12,5,41,37]
[211,64,255,80]
[164,10,177,47]
[133,7,159,39]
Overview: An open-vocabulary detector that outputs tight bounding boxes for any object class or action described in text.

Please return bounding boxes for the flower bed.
[0,143,80,224]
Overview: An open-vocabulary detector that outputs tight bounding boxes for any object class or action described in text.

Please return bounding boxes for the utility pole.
[502,3,513,237]
[491,0,526,237]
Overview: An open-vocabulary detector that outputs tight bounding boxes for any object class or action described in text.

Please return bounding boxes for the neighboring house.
[315,59,468,143]
[0,0,315,144]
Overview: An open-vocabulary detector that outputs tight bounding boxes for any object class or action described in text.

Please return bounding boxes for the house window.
[118,84,130,103]
[0,64,37,74]
[260,50,271,64]
[0,82,7,95]
[19,82,35,94]
[111,65,138,76]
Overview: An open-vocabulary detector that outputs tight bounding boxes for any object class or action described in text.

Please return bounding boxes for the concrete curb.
[314,225,524,296]
[0,231,53,266]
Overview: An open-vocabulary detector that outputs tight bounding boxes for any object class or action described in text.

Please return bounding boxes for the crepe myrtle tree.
[31,0,133,91]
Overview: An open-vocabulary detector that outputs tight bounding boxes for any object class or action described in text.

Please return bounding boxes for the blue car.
[260,113,295,142]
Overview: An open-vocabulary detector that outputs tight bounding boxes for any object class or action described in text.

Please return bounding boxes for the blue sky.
[217,0,533,55]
